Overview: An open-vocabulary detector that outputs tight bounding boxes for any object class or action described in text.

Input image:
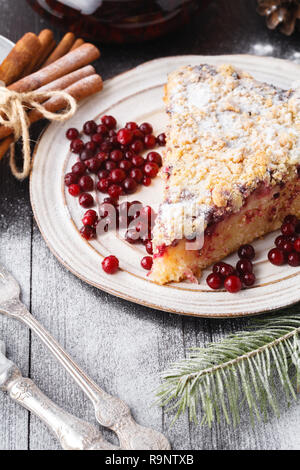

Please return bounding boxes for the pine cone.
[257,0,300,35]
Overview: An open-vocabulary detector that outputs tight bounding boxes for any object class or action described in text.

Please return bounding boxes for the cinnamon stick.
[22,30,55,77]
[0,74,103,160]
[0,136,13,161]
[9,43,100,94]
[42,32,76,68]
[0,33,41,85]
[0,66,96,141]
[28,74,103,124]
[70,38,85,51]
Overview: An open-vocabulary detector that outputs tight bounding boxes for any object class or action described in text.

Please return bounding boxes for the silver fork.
[0,340,118,450]
[0,262,170,450]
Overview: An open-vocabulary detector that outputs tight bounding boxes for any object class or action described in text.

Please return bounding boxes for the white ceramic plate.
[30,54,300,318]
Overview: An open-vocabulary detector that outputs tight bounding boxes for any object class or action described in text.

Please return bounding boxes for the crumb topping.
[153,64,300,247]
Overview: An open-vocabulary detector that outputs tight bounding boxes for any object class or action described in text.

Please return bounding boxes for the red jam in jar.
[27,0,204,43]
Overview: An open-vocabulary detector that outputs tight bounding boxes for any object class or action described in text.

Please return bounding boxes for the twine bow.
[0,85,77,179]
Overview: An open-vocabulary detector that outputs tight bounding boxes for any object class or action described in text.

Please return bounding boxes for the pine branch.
[156,313,300,427]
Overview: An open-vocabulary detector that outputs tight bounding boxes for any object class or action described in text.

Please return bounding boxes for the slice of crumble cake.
[149,64,300,284]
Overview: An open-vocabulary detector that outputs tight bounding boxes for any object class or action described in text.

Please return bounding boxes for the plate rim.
[30,53,300,318]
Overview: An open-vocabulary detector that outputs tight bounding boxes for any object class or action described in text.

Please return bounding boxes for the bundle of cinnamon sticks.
[0,30,103,164]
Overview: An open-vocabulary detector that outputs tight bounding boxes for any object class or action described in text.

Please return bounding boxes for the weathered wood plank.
[0,160,31,450]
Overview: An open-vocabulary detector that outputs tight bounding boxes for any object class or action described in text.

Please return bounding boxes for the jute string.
[0,85,77,180]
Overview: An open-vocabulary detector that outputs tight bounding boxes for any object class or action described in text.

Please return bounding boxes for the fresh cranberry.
[139,122,153,135]
[110,150,123,162]
[206,273,223,290]
[85,158,101,173]
[288,252,300,267]
[83,120,97,135]
[281,222,295,236]
[97,124,109,136]
[132,129,144,140]
[123,178,137,194]
[144,162,159,178]
[236,258,253,274]
[97,169,109,179]
[80,149,94,162]
[147,151,162,167]
[91,133,104,145]
[85,141,97,153]
[97,178,110,193]
[237,244,255,260]
[294,238,300,252]
[68,184,80,196]
[66,128,79,140]
[283,214,298,226]
[212,262,227,276]
[241,272,256,287]
[70,139,84,154]
[79,175,94,191]
[144,134,156,149]
[101,115,117,129]
[119,160,132,172]
[79,193,94,208]
[224,275,242,293]
[126,121,138,131]
[105,161,117,171]
[82,214,97,227]
[157,133,166,146]
[130,168,143,183]
[80,225,96,240]
[96,151,109,164]
[282,240,294,253]
[103,197,118,206]
[108,184,123,199]
[83,209,98,225]
[268,248,285,266]
[110,168,126,183]
[131,155,144,167]
[64,172,78,186]
[130,140,144,154]
[117,128,133,146]
[145,240,153,255]
[275,235,287,250]
[213,262,235,278]
[142,176,151,186]
[125,229,139,244]
[102,255,119,274]
[108,129,117,137]
[72,161,86,176]
[124,150,135,161]
[141,256,153,270]
[100,141,113,153]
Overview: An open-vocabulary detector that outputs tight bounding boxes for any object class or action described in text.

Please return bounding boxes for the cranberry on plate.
[102,255,119,274]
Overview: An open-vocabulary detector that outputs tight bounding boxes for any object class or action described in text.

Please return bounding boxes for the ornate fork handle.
[2,298,170,450]
[1,365,117,450]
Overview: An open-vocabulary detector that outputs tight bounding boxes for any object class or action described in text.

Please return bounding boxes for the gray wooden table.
[1,0,300,450]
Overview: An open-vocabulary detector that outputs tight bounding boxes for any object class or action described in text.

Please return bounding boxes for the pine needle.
[156,313,300,427]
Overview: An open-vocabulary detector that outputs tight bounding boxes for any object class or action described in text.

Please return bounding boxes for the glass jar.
[27,0,204,44]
